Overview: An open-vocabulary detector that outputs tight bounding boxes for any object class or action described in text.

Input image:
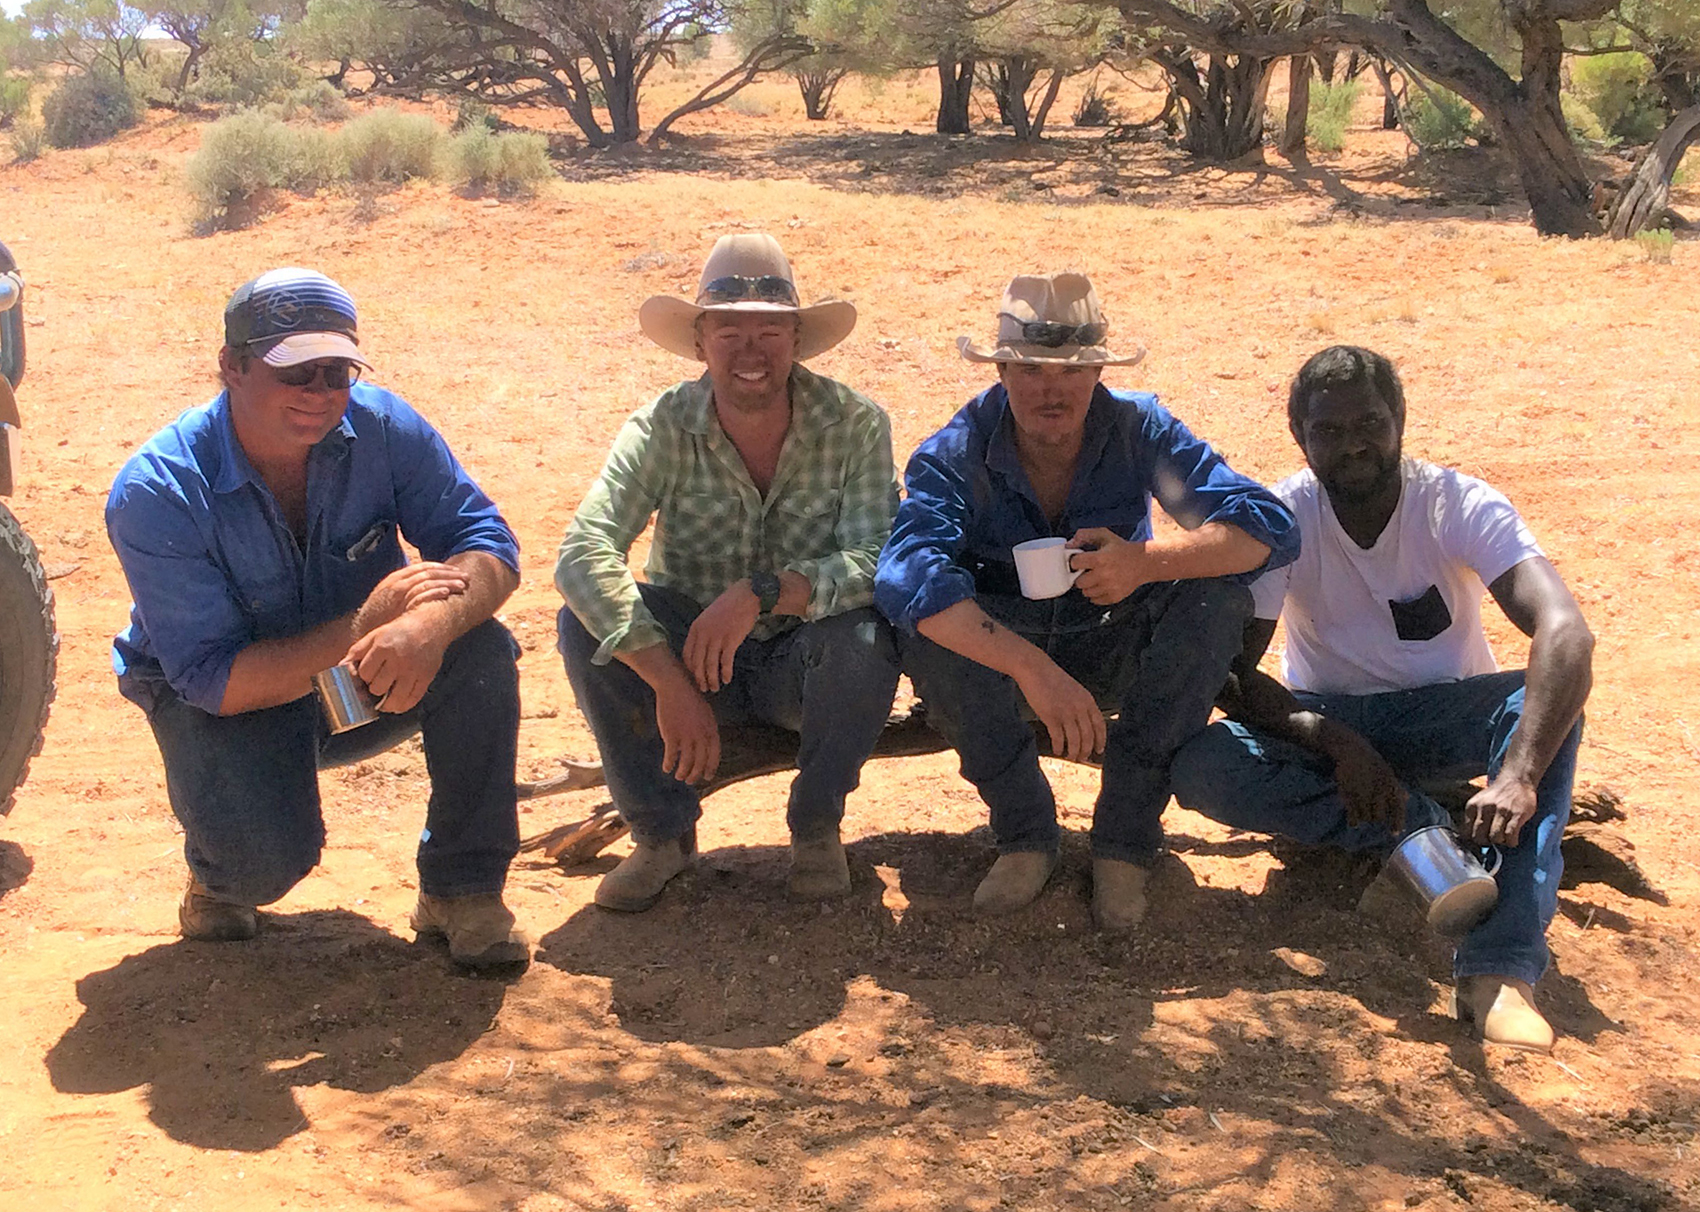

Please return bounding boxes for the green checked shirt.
[557,364,898,664]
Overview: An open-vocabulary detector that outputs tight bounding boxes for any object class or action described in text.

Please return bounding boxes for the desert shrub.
[453,97,498,133]
[444,126,552,196]
[183,110,351,229]
[0,75,29,128]
[40,71,138,149]
[1562,93,1609,144]
[185,43,305,110]
[341,107,442,183]
[1403,86,1474,150]
[1570,52,1664,144]
[279,80,350,123]
[1635,228,1674,263]
[9,116,44,162]
[1308,80,1362,153]
[1072,76,1117,127]
[723,94,769,118]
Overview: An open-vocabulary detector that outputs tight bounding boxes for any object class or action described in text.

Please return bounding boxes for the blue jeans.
[1170,670,1581,985]
[900,579,1252,865]
[557,585,901,845]
[144,619,523,906]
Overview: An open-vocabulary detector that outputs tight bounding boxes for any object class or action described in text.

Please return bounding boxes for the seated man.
[107,268,527,970]
[1171,345,1593,1051]
[557,234,900,910]
[874,273,1298,931]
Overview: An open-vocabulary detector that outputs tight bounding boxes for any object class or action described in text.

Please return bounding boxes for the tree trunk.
[1491,15,1597,237]
[1313,50,1337,85]
[1608,105,1700,238]
[1281,54,1310,155]
[982,62,1018,127]
[1371,58,1399,130]
[1029,69,1065,141]
[936,55,975,135]
[794,67,847,120]
[1159,50,1274,161]
[173,42,206,98]
[604,37,642,145]
[1000,57,1039,140]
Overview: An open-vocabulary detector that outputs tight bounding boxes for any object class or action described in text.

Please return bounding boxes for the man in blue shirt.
[874,273,1298,931]
[107,268,527,969]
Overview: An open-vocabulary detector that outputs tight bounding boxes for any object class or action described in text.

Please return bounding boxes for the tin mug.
[313,663,380,733]
[1386,825,1503,937]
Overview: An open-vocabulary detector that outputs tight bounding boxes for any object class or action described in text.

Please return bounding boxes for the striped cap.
[223,268,370,369]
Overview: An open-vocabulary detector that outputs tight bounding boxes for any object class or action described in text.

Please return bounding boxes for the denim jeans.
[557,584,901,845]
[144,619,522,906]
[899,578,1252,865]
[1170,669,1581,985]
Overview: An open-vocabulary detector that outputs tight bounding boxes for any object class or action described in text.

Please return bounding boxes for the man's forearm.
[407,551,518,648]
[1226,668,1370,765]
[1501,614,1594,787]
[915,598,1048,679]
[1142,521,1271,580]
[219,613,362,715]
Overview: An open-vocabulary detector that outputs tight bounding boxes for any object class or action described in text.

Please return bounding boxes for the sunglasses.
[1000,314,1108,348]
[698,275,800,307]
[272,360,363,390]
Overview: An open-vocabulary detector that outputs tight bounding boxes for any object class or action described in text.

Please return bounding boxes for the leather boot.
[594,827,696,912]
[788,835,851,900]
[411,892,530,970]
[973,851,1057,914]
[1091,859,1151,933]
[1455,975,1555,1053]
[179,879,258,942]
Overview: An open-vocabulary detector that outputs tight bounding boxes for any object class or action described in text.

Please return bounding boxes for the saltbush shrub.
[341,107,442,183]
[41,72,138,149]
[184,110,352,229]
[1403,86,1475,150]
[8,116,44,163]
[1308,80,1362,153]
[444,126,552,196]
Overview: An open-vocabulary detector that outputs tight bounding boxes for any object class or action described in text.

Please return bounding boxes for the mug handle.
[1476,844,1504,878]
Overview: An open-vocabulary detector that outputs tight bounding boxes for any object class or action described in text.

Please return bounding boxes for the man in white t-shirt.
[1171,346,1594,1053]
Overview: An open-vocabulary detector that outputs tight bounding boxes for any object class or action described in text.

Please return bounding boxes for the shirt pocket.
[659,491,745,556]
[1388,584,1453,642]
[769,488,841,559]
[327,518,404,609]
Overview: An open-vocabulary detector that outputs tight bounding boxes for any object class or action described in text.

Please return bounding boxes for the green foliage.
[1562,92,1608,144]
[443,126,551,197]
[1634,227,1674,262]
[0,75,30,127]
[1308,79,1361,153]
[183,108,354,229]
[40,70,138,148]
[9,117,45,162]
[676,22,714,62]
[1569,52,1665,144]
[1675,148,1696,187]
[340,107,441,183]
[1403,85,1475,150]
[452,96,497,133]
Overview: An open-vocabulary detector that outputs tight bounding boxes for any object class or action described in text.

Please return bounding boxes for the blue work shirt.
[107,382,519,714]
[874,383,1298,633]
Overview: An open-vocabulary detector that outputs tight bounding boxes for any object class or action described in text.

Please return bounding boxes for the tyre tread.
[0,503,57,816]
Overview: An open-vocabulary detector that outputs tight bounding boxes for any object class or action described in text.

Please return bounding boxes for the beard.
[1319,450,1400,505]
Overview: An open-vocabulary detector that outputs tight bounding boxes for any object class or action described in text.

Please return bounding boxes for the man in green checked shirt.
[557,234,901,911]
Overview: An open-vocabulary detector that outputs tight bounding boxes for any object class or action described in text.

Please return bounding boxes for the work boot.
[411,892,530,971]
[1091,859,1151,933]
[788,835,851,900]
[973,851,1057,914]
[179,879,259,942]
[1454,975,1556,1053]
[594,828,696,912]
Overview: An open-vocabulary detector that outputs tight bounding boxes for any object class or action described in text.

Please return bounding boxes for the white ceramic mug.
[1013,537,1081,600]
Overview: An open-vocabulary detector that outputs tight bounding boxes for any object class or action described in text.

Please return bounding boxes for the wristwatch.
[750,570,781,615]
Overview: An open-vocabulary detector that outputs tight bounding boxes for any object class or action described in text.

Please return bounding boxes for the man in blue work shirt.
[107,268,528,970]
[874,273,1298,931]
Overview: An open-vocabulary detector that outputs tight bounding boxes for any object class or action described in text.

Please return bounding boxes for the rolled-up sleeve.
[874,432,980,635]
[384,397,519,572]
[555,409,670,664]
[1142,403,1298,577]
[782,403,898,620]
[106,477,251,714]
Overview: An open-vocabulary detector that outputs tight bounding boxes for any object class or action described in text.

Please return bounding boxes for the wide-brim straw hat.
[959,272,1145,366]
[639,234,857,362]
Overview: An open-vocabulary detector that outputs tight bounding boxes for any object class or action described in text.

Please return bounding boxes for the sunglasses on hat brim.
[999,314,1109,348]
[697,275,801,308]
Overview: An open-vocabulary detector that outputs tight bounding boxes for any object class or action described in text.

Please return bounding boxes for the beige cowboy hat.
[959,272,1145,367]
[638,233,858,362]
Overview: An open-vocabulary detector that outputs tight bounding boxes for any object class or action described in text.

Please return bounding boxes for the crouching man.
[1172,346,1593,1050]
[874,273,1298,931]
[557,235,901,910]
[107,269,528,969]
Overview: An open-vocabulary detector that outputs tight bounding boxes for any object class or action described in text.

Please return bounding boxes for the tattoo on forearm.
[980,618,999,636]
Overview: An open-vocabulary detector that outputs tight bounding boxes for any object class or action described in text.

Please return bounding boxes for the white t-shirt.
[1251,459,1544,696]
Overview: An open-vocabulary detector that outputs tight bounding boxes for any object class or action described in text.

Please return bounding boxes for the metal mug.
[1386,825,1503,937]
[313,664,380,733]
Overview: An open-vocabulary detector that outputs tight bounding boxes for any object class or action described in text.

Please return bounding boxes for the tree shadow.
[0,839,32,900]
[45,909,509,1151]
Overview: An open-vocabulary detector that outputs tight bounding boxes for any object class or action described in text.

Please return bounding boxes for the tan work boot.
[789,835,851,900]
[595,829,696,912]
[973,851,1058,914]
[1091,858,1151,933]
[179,879,258,942]
[1454,975,1556,1053]
[411,892,530,970]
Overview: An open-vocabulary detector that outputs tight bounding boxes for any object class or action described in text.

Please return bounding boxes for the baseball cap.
[223,268,372,369]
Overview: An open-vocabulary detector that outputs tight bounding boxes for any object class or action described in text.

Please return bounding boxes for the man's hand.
[347,609,450,715]
[654,675,721,784]
[682,580,761,694]
[1014,653,1106,763]
[1332,737,1406,833]
[356,562,469,636]
[1068,528,1151,606]
[1464,772,1539,847]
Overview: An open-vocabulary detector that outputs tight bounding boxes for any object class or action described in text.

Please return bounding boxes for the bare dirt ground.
[1,63,1698,1212]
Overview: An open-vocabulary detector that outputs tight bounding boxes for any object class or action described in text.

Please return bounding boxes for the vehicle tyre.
[0,502,55,815]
